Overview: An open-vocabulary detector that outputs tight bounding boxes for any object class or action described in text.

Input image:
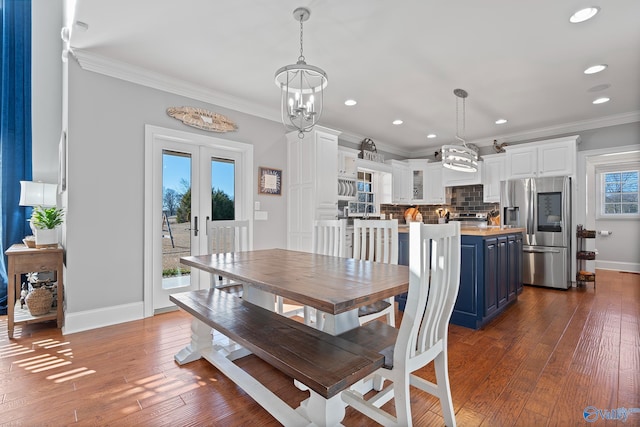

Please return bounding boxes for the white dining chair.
[342,221,461,427]
[305,219,346,328]
[206,219,250,295]
[353,219,398,327]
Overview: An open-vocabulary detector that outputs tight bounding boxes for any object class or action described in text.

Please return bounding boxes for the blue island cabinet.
[396,230,522,329]
[450,232,523,329]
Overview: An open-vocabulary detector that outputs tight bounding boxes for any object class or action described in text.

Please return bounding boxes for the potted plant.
[30,206,64,248]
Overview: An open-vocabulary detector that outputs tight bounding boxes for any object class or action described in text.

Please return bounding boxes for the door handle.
[524,248,561,254]
[193,216,198,237]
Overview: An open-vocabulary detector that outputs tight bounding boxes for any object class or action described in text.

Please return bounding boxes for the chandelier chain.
[298,15,305,63]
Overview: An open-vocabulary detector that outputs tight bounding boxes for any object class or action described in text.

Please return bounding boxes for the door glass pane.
[211,158,235,220]
[412,169,424,200]
[162,151,191,290]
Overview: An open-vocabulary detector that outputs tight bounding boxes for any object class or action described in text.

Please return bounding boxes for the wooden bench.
[170,288,394,425]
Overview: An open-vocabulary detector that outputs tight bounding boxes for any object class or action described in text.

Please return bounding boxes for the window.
[600,169,638,217]
[351,171,375,215]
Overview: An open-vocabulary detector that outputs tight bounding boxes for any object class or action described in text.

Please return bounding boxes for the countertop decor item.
[166,106,237,132]
[30,206,64,248]
[275,6,327,139]
[493,139,508,153]
[22,235,36,248]
[360,138,384,163]
[25,286,53,316]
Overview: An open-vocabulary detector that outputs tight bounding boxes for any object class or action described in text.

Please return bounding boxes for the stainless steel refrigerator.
[500,176,571,289]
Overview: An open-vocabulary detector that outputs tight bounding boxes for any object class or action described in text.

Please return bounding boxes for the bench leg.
[174,318,213,365]
[295,381,347,426]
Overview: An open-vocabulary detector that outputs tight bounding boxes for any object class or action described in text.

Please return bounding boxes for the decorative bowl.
[23,236,36,248]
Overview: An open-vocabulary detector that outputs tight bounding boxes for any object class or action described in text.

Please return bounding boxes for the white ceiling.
[67,0,640,156]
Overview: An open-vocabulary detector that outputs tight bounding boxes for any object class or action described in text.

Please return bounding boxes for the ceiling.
[67,0,640,156]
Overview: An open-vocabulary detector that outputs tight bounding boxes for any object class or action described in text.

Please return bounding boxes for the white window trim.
[595,161,640,220]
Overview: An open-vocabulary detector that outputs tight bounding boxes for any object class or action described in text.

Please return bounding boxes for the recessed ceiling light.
[588,83,611,92]
[392,119,403,125]
[584,64,607,74]
[569,7,599,23]
[74,21,89,31]
[495,118,508,125]
[344,99,357,106]
[427,134,437,139]
[592,97,610,104]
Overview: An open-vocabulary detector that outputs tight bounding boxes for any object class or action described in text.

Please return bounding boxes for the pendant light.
[442,88,478,173]
[275,7,328,139]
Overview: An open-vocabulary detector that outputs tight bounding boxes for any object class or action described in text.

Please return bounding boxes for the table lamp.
[19,181,58,207]
[19,181,58,237]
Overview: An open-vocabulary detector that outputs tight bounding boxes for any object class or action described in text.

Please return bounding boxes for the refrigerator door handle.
[523,247,562,254]
[528,178,535,239]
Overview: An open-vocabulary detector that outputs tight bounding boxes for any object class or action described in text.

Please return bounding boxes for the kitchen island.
[398,226,525,329]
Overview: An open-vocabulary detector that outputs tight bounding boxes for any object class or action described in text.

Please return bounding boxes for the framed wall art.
[258,167,282,196]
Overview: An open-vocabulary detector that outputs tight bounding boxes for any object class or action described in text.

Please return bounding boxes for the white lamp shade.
[441,145,479,173]
[19,181,58,207]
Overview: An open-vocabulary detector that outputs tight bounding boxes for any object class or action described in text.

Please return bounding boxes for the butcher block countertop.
[398,225,525,236]
[459,226,525,236]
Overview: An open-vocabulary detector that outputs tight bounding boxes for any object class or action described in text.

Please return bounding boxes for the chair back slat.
[312,219,346,257]
[206,220,251,289]
[207,220,251,254]
[400,222,461,362]
[353,219,399,265]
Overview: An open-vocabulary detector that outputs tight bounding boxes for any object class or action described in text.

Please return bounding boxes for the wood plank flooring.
[1,269,638,426]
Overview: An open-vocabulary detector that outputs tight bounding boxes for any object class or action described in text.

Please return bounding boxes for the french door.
[144,125,253,315]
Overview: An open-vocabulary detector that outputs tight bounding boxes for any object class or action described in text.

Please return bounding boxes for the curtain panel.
[0,0,33,314]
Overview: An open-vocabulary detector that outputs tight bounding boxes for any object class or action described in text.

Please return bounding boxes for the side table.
[5,244,64,338]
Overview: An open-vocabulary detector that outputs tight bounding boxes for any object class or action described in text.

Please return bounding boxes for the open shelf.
[577,251,596,260]
[13,301,57,324]
[576,226,596,288]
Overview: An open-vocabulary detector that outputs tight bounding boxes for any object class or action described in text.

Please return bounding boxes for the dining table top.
[180,248,410,315]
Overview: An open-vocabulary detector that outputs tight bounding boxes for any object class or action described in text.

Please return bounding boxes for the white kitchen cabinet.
[482,154,505,203]
[442,161,483,187]
[386,159,411,203]
[337,146,358,179]
[287,127,341,252]
[424,162,446,204]
[407,159,429,204]
[505,135,578,179]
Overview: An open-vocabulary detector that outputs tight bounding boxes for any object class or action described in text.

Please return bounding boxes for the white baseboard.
[63,301,144,335]
[596,260,640,274]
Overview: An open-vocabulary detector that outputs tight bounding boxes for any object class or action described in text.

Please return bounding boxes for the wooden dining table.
[180,248,410,335]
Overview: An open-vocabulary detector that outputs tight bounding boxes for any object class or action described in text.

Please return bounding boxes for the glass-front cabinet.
[412,168,424,201]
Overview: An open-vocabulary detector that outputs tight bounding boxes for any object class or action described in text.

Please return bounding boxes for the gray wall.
[65,58,287,314]
[32,0,62,183]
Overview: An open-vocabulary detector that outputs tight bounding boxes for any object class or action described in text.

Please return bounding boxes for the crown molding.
[71,49,279,123]
[71,48,639,159]
[479,111,640,146]
[411,110,640,158]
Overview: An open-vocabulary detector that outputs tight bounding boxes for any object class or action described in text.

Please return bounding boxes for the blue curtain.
[0,0,32,315]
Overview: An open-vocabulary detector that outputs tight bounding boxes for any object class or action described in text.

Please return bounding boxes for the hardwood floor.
[1,269,638,426]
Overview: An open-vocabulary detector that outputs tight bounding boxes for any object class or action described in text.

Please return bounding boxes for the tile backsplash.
[381,184,499,224]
